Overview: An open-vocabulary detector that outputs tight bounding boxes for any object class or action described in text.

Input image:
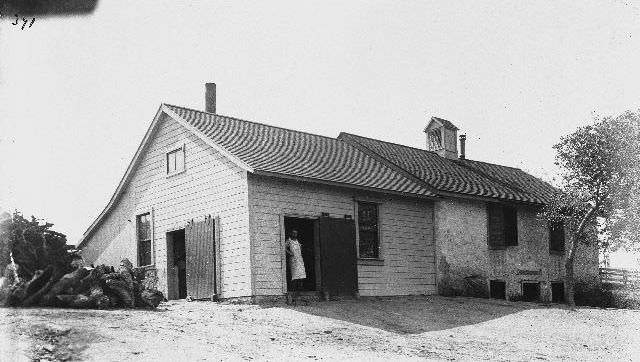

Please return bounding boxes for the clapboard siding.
[81,115,252,298]
[247,174,436,297]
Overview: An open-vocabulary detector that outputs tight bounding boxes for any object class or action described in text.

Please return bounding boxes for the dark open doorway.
[522,282,540,302]
[166,229,187,299]
[284,217,318,292]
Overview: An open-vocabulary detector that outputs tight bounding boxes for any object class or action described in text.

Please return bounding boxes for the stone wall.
[434,198,600,301]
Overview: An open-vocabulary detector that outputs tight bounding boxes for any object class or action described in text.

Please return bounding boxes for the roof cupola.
[424,116,459,159]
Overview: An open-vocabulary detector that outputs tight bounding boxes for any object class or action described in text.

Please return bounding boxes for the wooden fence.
[599,267,640,285]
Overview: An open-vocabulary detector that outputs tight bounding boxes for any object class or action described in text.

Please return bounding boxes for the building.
[77,83,599,303]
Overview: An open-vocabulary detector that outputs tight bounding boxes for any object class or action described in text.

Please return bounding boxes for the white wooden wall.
[81,114,252,298]
[247,174,436,297]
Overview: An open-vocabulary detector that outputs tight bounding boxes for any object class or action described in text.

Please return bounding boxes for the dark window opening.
[487,204,518,249]
[357,202,379,259]
[549,221,565,253]
[490,280,506,300]
[551,282,565,303]
[522,282,540,302]
[136,213,152,266]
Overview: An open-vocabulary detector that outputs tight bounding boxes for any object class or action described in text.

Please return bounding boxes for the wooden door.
[319,217,358,297]
[185,216,216,299]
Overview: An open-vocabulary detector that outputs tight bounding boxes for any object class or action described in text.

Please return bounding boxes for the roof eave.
[77,104,256,249]
[77,105,167,249]
[252,170,440,201]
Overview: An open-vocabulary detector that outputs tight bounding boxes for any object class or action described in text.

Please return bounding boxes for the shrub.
[575,282,640,309]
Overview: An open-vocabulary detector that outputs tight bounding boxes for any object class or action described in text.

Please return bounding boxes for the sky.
[1,1,639,263]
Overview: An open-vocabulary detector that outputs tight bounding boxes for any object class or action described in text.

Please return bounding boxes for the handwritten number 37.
[12,15,35,30]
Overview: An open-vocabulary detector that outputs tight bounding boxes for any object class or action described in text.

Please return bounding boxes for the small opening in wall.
[522,282,540,302]
[551,282,565,303]
[489,280,506,299]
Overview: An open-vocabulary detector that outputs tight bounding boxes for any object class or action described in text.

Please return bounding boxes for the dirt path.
[1,296,639,361]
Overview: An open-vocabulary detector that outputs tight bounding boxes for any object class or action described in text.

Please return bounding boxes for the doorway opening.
[522,281,540,302]
[166,229,186,300]
[284,217,319,292]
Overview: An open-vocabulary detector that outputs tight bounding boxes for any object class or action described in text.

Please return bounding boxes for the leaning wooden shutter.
[185,216,216,299]
[487,204,504,249]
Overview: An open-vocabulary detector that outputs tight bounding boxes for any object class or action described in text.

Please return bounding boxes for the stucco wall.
[434,198,599,301]
[80,113,252,298]
[247,174,436,297]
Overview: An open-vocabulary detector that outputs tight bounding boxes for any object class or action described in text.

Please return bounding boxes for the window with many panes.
[357,202,379,259]
[487,204,518,249]
[549,220,565,253]
[166,146,185,175]
[137,213,152,266]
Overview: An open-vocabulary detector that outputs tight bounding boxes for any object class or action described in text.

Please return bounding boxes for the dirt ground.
[1,296,639,361]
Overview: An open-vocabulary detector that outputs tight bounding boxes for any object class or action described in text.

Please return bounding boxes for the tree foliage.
[3,211,79,281]
[540,109,640,306]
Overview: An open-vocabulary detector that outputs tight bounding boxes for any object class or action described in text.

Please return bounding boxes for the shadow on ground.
[277,295,551,334]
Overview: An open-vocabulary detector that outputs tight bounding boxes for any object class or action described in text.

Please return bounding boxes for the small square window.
[166,146,185,174]
[490,280,506,300]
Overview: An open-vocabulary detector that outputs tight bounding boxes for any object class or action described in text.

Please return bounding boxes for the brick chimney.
[424,116,459,159]
[205,83,216,113]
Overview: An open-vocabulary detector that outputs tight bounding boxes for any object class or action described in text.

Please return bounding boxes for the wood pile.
[0,211,163,309]
[1,259,164,309]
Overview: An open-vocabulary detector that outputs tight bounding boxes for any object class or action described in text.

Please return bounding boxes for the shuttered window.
[549,221,565,253]
[503,206,518,246]
[137,213,152,266]
[357,202,379,259]
[487,204,518,249]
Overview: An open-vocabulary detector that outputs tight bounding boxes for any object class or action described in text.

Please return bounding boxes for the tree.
[6,211,78,281]
[540,110,640,307]
[0,212,11,273]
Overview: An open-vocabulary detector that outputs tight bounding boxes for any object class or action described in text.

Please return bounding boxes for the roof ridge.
[456,158,522,171]
[341,132,525,171]
[164,103,341,143]
[339,132,440,156]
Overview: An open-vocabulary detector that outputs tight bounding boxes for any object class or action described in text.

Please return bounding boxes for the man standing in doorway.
[286,229,306,303]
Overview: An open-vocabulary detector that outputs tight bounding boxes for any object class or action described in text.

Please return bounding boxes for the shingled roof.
[164,104,436,198]
[339,133,555,204]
